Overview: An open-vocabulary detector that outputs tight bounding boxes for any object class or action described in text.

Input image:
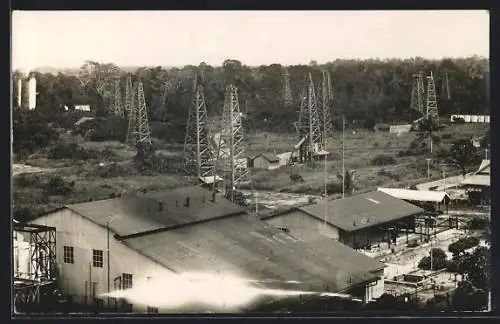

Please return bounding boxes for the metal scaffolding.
[216,84,250,203]
[440,69,451,100]
[283,69,293,108]
[183,77,214,182]
[124,75,134,118]
[112,77,124,117]
[13,223,57,310]
[410,71,426,115]
[126,82,151,146]
[426,71,440,124]
[297,73,322,163]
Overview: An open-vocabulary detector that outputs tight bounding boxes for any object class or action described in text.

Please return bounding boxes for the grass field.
[12,123,488,220]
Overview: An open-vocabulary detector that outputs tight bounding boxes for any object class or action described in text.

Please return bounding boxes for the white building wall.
[264,210,340,241]
[30,208,175,312]
[366,269,385,301]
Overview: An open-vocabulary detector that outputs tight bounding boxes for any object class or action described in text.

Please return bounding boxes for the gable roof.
[288,191,423,232]
[63,186,245,237]
[461,174,490,187]
[122,215,384,294]
[377,188,451,203]
[477,159,490,175]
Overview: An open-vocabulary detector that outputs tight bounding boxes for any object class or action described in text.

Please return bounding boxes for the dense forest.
[12,56,489,144]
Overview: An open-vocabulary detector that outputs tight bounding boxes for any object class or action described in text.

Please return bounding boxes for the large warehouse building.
[28,186,385,313]
[261,191,424,250]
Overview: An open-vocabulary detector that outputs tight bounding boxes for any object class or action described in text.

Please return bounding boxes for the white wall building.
[28,186,385,312]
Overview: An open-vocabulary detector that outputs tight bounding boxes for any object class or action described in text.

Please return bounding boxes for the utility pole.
[426,158,431,179]
[183,75,214,182]
[342,116,345,199]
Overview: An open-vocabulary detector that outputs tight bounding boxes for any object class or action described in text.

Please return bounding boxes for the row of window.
[63,246,103,268]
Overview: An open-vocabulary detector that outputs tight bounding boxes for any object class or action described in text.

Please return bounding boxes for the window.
[122,273,133,289]
[147,306,158,314]
[92,249,103,268]
[64,246,74,264]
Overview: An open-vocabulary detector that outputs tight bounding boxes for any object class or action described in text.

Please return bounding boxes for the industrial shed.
[28,186,385,313]
[249,153,280,170]
[461,159,490,205]
[262,191,424,250]
[377,188,451,212]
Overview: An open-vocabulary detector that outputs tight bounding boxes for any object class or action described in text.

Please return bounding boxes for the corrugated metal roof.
[377,188,450,203]
[123,215,383,293]
[295,191,423,232]
[461,174,490,187]
[65,186,245,237]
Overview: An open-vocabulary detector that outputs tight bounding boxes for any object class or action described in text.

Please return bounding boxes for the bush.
[407,240,419,248]
[448,237,480,256]
[370,154,396,166]
[467,218,489,231]
[44,176,75,196]
[48,143,102,160]
[417,248,448,271]
[377,169,401,181]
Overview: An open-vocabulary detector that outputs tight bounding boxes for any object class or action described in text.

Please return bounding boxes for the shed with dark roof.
[262,191,424,250]
[250,153,281,169]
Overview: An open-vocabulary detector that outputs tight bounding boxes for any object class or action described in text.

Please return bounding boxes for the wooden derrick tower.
[183,75,214,182]
[319,70,333,149]
[410,71,426,115]
[126,82,152,146]
[112,77,124,117]
[296,73,322,163]
[426,71,439,125]
[283,69,293,108]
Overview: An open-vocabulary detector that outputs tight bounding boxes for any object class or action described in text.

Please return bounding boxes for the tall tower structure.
[410,71,426,115]
[426,71,439,124]
[283,69,293,107]
[217,85,249,202]
[135,82,152,145]
[297,73,322,163]
[124,75,134,118]
[440,69,451,100]
[320,70,333,149]
[16,78,22,108]
[28,75,37,110]
[112,77,124,117]
[183,78,214,181]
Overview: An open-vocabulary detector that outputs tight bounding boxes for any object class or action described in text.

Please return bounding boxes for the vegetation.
[417,248,448,271]
[448,237,480,257]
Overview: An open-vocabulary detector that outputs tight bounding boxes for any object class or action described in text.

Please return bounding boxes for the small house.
[250,153,280,170]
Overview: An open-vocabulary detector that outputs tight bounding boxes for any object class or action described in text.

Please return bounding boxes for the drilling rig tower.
[319,70,333,149]
[283,69,293,108]
[410,71,426,115]
[296,73,322,163]
[112,77,124,117]
[126,82,152,146]
[216,84,250,204]
[183,75,214,183]
[124,75,134,118]
[440,69,451,100]
[426,71,439,124]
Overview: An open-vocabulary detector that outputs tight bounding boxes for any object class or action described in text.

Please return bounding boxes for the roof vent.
[185,196,190,207]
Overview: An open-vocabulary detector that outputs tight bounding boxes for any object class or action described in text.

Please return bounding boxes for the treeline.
[12,56,489,142]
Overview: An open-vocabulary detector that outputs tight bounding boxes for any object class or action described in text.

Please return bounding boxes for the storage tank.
[28,76,36,110]
[16,79,22,108]
[13,232,31,279]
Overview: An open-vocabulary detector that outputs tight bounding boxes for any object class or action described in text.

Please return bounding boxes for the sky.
[12,10,489,70]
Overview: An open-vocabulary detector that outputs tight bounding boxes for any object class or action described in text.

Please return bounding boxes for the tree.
[418,248,448,271]
[451,281,488,311]
[446,139,482,176]
[336,170,358,195]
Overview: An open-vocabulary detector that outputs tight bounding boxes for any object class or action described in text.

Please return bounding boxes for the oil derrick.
[126,82,138,145]
[440,69,451,100]
[217,85,249,204]
[183,76,214,182]
[410,71,426,115]
[124,75,134,118]
[160,80,170,114]
[283,69,293,107]
[297,73,322,163]
[126,82,152,146]
[112,77,124,117]
[319,70,333,149]
[426,71,439,124]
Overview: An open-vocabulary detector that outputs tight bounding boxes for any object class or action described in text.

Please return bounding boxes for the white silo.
[28,75,37,110]
[16,79,22,108]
